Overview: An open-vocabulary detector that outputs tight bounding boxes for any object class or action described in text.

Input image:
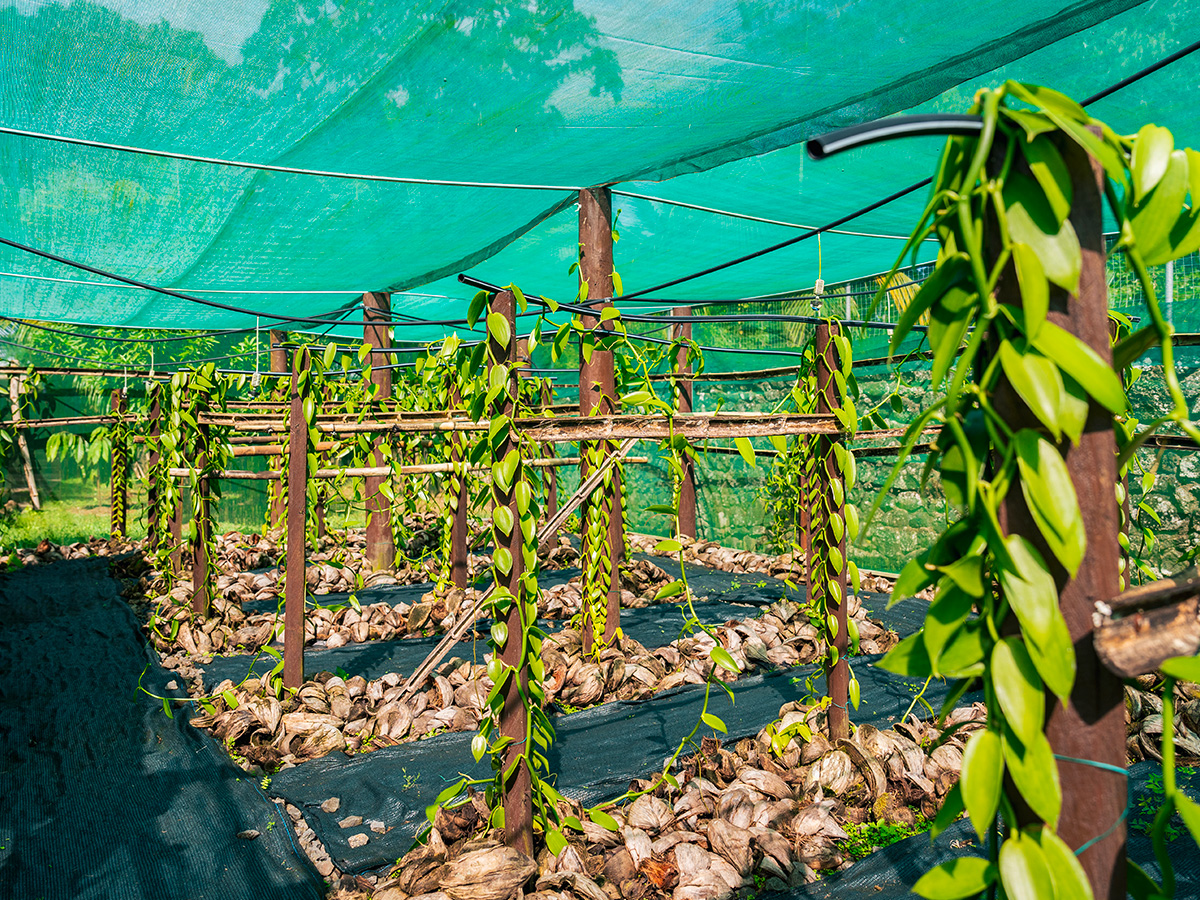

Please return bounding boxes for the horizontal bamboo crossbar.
[167,456,647,481]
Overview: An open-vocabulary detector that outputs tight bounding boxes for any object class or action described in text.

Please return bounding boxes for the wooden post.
[284,347,310,690]
[541,381,558,521]
[191,389,213,618]
[995,137,1124,899]
[8,376,40,510]
[364,292,395,570]
[810,321,849,741]
[448,379,469,590]
[578,186,622,652]
[268,330,288,530]
[146,382,164,551]
[109,389,128,538]
[490,290,533,855]
[673,309,696,538]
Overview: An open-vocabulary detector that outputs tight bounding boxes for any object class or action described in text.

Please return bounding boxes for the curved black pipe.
[806,114,983,160]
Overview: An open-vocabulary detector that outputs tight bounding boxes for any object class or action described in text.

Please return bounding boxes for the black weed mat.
[201,596,759,689]
[267,659,970,874]
[0,558,323,900]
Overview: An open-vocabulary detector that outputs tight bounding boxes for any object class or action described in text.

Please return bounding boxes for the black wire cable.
[3,316,261,343]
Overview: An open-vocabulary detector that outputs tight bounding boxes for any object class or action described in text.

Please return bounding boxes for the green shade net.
[1,0,1197,338]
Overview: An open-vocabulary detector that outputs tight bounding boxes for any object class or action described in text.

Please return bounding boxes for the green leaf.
[999,830,1055,900]
[877,632,933,678]
[992,638,1045,746]
[1003,727,1062,828]
[999,535,1076,701]
[511,284,527,313]
[701,712,727,733]
[928,285,976,390]
[1132,149,1190,266]
[487,311,511,348]
[999,341,1062,439]
[1004,172,1082,293]
[924,583,976,671]
[471,733,488,762]
[1132,124,1175,203]
[1035,827,1093,900]
[1011,243,1049,338]
[710,646,741,674]
[654,580,684,600]
[1013,430,1086,577]
[468,291,488,329]
[891,557,936,607]
[889,255,968,355]
[490,621,508,648]
[493,546,513,576]
[655,539,683,554]
[931,782,965,840]
[588,808,620,832]
[162,697,173,719]
[1023,134,1073,226]
[1030,320,1125,414]
[1160,655,1200,682]
[492,504,514,536]
[1057,373,1090,446]
[734,437,757,468]
[961,730,1003,840]
[913,857,996,900]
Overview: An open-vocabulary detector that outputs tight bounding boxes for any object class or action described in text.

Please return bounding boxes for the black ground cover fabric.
[267,659,967,873]
[0,558,323,900]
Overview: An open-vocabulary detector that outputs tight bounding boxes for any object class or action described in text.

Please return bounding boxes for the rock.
[348,833,369,848]
[339,815,364,828]
[236,829,260,840]
[321,797,341,813]
[440,847,537,900]
[369,819,388,834]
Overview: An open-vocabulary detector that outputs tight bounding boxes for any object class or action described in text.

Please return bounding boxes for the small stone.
[315,857,335,877]
[339,815,364,828]
[321,797,341,813]
[348,833,369,848]
[236,829,260,840]
[165,680,179,691]
[369,819,388,833]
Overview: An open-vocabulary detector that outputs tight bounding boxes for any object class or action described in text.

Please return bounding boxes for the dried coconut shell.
[440,846,537,900]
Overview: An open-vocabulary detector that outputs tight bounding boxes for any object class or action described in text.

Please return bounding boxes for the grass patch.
[840,814,931,860]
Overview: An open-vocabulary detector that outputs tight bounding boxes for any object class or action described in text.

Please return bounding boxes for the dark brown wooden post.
[8,376,40,510]
[489,290,533,855]
[540,381,558,520]
[996,138,1124,899]
[268,330,288,530]
[146,382,163,551]
[578,187,622,652]
[364,292,395,570]
[109,389,128,538]
[673,309,696,538]
[284,347,310,690]
[448,378,469,590]
[190,389,213,618]
[811,321,849,741]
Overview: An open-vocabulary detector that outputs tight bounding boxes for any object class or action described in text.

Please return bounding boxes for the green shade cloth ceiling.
[0,0,1197,339]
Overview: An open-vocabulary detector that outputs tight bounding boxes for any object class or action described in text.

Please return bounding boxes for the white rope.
[0,125,584,192]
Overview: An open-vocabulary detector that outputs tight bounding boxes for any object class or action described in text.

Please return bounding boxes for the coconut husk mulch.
[349,701,984,900]
[184,589,899,772]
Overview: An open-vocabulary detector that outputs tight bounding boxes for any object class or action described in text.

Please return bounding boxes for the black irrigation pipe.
[3,316,261,344]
